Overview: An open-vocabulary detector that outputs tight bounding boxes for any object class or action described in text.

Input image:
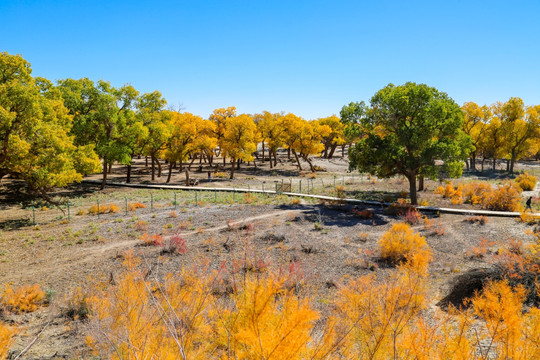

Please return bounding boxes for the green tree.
[349,82,472,205]
[136,91,169,181]
[57,78,140,189]
[0,52,100,198]
[340,101,367,157]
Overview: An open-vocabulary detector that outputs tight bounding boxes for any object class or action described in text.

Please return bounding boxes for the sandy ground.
[0,155,539,358]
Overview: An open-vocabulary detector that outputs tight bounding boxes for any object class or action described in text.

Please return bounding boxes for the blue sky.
[1,0,539,119]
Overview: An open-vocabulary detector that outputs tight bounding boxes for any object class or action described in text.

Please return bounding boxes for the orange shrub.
[0,321,16,360]
[88,204,120,215]
[515,172,538,191]
[379,223,432,272]
[140,233,164,246]
[133,220,149,231]
[1,284,45,313]
[482,182,523,211]
[128,202,146,211]
[462,181,493,205]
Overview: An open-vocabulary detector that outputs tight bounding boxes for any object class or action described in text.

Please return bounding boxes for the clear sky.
[1,0,539,119]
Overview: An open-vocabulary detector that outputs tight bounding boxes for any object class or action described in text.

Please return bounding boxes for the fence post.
[67,202,71,221]
[195,191,198,206]
[214,188,217,202]
[233,187,236,202]
[32,206,36,226]
[125,196,128,215]
[334,176,336,188]
[150,193,153,210]
[299,180,302,193]
[174,193,177,210]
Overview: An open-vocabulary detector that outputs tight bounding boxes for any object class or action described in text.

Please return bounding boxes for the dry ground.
[0,155,539,358]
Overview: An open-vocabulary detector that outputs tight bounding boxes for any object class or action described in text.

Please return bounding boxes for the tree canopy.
[349,82,473,204]
[0,52,100,197]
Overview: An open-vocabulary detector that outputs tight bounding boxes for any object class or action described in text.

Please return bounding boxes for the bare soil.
[0,155,539,359]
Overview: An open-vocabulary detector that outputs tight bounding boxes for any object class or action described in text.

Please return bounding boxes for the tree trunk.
[108,162,113,174]
[156,157,162,177]
[481,158,485,173]
[407,174,418,205]
[101,160,108,190]
[493,158,496,171]
[273,150,278,167]
[179,160,183,171]
[471,152,477,171]
[506,159,510,172]
[510,153,516,174]
[223,156,226,167]
[151,156,155,181]
[418,175,424,191]
[127,164,131,183]
[185,170,189,186]
[237,158,241,170]
[262,143,265,163]
[167,162,173,183]
[304,155,315,172]
[292,150,302,170]
[287,148,291,160]
[230,159,236,179]
[328,144,337,159]
[145,156,148,167]
[341,144,346,157]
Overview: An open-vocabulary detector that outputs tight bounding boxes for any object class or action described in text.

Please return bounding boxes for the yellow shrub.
[128,202,146,211]
[482,182,523,212]
[379,223,432,272]
[515,172,538,191]
[0,321,16,360]
[88,204,119,215]
[2,284,45,313]
[462,181,493,205]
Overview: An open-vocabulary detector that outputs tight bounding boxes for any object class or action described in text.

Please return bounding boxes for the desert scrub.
[378,222,432,272]
[515,172,537,191]
[0,321,16,360]
[1,284,45,313]
[63,287,92,320]
[88,203,120,215]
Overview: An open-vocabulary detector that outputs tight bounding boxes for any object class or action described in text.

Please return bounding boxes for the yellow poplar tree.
[462,102,491,171]
[316,115,345,158]
[222,114,257,179]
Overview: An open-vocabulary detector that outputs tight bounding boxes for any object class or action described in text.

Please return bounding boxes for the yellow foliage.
[515,172,538,191]
[88,203,120,215]
[1,284,45,313]
[127,202,146,211]
[0,321,16,360]
[379,223,432,273]
[482,182,523,211]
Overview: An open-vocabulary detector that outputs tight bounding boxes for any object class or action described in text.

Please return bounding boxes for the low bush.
[128,202,146,211]
[134,220,149,231]
[436,181,523,212]
[140,233,164,246]
[482,182,522,211]
[1,284,45,313]
[0,321,16,360]
[464,215,489,225]
[378,223,432,272]
[63,287,91,320]
[515,172,538,191]
[88,204,120,215]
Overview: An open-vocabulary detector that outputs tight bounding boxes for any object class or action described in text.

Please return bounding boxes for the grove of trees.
[1,52,539,204]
